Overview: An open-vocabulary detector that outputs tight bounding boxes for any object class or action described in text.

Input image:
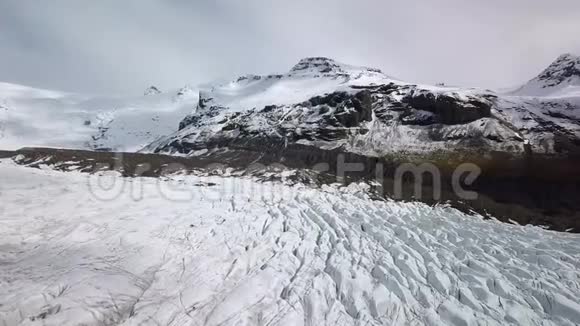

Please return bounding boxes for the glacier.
[1,160,579,326]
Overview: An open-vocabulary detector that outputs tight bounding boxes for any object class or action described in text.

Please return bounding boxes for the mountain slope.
[0,82,198,151]
[145,57,580,158]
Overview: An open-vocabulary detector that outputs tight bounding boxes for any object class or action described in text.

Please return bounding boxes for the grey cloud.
[1,0,579,95]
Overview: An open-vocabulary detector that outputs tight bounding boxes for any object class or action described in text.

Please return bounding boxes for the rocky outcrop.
[403,90,493,124]
[144,86,161,96]
[291,57,344,74]
[307,91,373,128]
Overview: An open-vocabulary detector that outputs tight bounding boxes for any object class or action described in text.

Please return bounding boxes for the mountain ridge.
[145,55,580,160]
[2,54,580,158]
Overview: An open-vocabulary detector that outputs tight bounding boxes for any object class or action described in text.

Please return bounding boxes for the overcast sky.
[1,0,580,95]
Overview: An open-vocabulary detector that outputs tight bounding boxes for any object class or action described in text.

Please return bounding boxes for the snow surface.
[1,160,579,325]
[0,82,198,151]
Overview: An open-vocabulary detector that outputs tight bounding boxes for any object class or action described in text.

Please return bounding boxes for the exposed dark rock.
[399,109,438,126]
[179,114,201,130]
[404,91,492,124]
[144,86,161,96]
[546,110,580,125]
[262,105,277,113]
[291,57,344,74]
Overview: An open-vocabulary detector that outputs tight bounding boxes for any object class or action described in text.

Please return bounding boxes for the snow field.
[0,83,198,151]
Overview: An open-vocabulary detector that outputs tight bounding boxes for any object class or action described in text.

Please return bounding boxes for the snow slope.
[0,83,198,151]
[1,160,579,325]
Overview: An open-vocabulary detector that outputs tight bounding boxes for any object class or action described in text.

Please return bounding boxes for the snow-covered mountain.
[0,82,198,151]
[512,53,580,97]
[145,56,580,159]
[2,55,579,160]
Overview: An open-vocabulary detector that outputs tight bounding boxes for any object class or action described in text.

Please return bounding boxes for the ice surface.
[1,161,579,325]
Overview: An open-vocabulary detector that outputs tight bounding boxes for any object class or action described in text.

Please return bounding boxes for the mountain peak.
[290,57,344,74]
[556,53,580,61]
[511,53,580,96]
[535,53,580,87]
[289,57,384,78]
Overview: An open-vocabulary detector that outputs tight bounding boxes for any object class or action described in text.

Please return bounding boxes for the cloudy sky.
[1,0,580,95]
